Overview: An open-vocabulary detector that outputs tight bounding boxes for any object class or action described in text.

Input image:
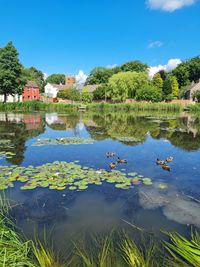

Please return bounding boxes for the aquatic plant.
[32,137,94,146]
[0,213,35,267]
[0,161,153,192]
[164,230,200,267]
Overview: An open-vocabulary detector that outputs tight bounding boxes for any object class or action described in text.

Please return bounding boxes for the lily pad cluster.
[0,161,153,191]
[32,137,94,146]
[0,140,16,160]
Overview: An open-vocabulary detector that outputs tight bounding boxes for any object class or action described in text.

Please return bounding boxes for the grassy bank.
[87,102,183,111]
[0,101,183,112]
[188,103,200,113]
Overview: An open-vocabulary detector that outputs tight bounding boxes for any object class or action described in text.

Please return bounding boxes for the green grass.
[87,102,183,112]
[0,101,183,112]
[164,230,200,267]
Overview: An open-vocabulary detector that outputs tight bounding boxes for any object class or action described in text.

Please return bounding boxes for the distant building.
[44,83,73,98]
[0,94,22,103]
[185,80,200,100]
[84,84,99,93]
[65,76,76,87]
[22,81,40,101]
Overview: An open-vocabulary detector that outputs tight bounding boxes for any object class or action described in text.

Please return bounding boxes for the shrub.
[193,90,200,102]
[57,88,81,101]
[136,85,162,102]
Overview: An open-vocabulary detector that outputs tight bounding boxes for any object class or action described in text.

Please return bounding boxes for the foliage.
[173,56,200,87]
[86,67,116,85]
[0,42,24,102]
[93,84,107,100]
[163,75,179,100]
[57,88,81,101]
[164,230,200,267]
[22,67,45,92]
[120,60,148,73]
[136,85,162,102]
[46,73,65,85]
[152,73,163,90]
[107,71,149,101]
[0,212,35,266]
[193,90,200,102]
[81,86,93,103]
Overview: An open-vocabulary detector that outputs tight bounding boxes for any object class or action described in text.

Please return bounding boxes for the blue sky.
[0,0,199,76]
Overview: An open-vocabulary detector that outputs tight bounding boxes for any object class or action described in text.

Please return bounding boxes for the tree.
[158,70,167,81]
[136,85,162,102]
[188,56,200,82]
[163,75,179,100]
[0,42,24,102]
[81,87,93,103]
[120,60,148,73]
[22,67,45,92]
[46,74,65,85]
[86,67,115,85]
[172,62,190,88]
[57,88,81,101]
[93,84,107,100]
[107,71,149,102]
[152,73,163,90]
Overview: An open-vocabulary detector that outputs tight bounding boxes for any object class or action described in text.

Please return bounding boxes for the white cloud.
[106,64,118,69]
[147,0,195,12]
[43,73,48,80]
[75,70,88,85]
[148,41,163,49]
[148,58,182,78]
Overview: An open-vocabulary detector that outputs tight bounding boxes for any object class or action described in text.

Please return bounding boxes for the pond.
[0,110,200,250]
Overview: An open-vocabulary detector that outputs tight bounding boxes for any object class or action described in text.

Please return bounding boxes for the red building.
[22,81,40,101]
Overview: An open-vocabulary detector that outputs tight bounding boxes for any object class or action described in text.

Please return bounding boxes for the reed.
[0,101,183,112]
[87,102,182,112]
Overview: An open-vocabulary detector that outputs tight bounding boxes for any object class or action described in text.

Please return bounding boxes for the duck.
[117,157,128,164]
[165,156,173,163]
[162,164,171,172]
[106,152,116,158]
[109,162,117,169]
[156,158,165,165]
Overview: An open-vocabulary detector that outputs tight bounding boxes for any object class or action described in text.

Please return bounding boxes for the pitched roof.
[26,81,38,88]
[50,84,72,90]
[86,84,99,93]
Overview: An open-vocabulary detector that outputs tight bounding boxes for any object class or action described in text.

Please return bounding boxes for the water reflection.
[0,113,45,164]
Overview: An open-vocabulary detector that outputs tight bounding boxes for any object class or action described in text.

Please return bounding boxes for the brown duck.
[162,164,171,172]
[117,157,128,164]
[109,162,117,169]
[156,158,165,165]
[165,156,173,163]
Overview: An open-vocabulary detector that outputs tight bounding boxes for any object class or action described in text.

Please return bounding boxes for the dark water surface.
[0,111,200,247]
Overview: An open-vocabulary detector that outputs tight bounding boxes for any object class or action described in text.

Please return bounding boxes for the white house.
[44,83,75,98]
[44,83,59,98]
[0,94,22,103]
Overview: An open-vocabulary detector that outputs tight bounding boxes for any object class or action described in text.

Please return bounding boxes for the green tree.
[93,84,108,100]
[81,87,93,103]
[107,71,149,102]
[86,67,115,85]
[0,42,24,102]
[46,74,65,85]
[136,85,162,102]
[152,73,163,90]
[163,75,179,100]
[57,88,81,101]
[120,60,148,73]
[22,67,45,92]
[172,62,190,88]
[188,56,200,82]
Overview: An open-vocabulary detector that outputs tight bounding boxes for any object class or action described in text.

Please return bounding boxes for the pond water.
[0,110,200,248]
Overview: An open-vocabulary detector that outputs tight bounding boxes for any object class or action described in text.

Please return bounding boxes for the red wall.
[22,87,40,101]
